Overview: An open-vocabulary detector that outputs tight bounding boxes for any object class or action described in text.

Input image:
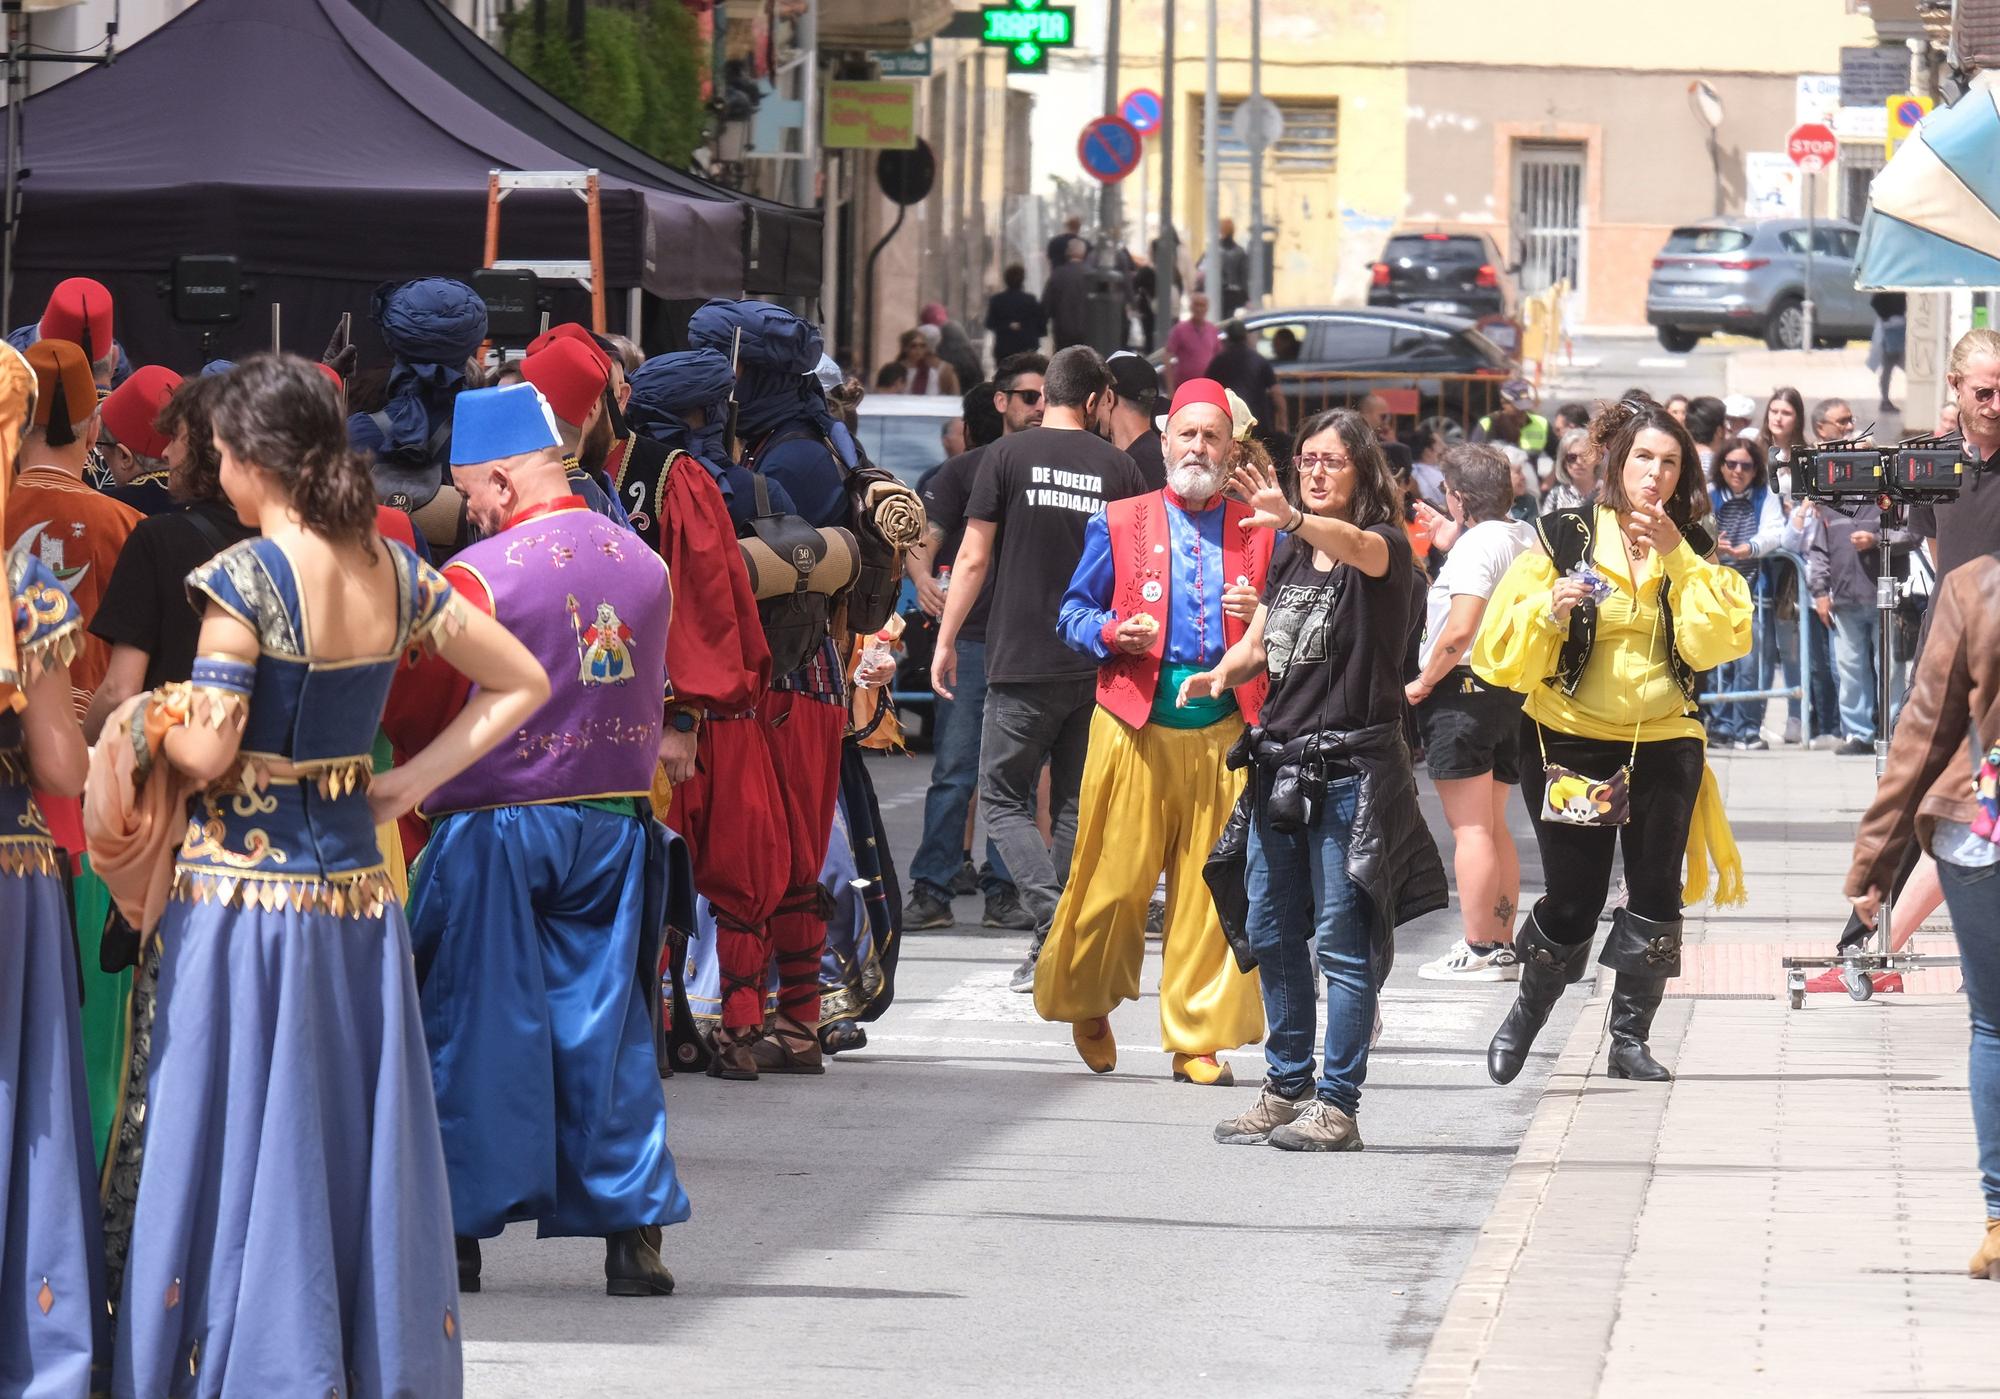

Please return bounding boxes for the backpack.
[735,471,859,676]
[749,423,908,635]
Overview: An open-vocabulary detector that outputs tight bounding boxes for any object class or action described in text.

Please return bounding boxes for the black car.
[1367,231,1513,320]
[1156,307,1513,436]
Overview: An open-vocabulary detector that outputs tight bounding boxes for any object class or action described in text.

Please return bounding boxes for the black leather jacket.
[1231,720,1448,989]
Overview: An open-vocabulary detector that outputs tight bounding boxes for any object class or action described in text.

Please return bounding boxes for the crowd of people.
[5,259,2000,1394]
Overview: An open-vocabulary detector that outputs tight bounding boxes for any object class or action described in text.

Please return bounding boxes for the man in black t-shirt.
[1102,351,1166,491]
[905,354,1047,931]
[933,347,1148,989]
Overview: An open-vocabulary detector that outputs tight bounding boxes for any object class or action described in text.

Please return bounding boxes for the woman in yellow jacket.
[1473,396,1753,1085]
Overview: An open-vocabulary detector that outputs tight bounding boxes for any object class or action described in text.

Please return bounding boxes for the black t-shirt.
[919,443,994,643]
[967,426,1149,683]
[1909,447,2000,579]
[1207,344,1278,429]
[91,500,258,690]
[1125,430,1167,492]
[1258,525,1416,742]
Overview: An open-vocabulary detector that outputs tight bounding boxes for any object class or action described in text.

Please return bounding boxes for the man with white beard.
[1033,378,1273,1084]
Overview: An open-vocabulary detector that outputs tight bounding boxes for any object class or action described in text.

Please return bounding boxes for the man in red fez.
[6,340,141,714]
[37,278,120,388]
[98,366,183,515]
[1030,376,1271,1083]
[518,337,633,528]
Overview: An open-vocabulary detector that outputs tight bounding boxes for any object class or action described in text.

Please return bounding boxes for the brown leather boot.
[705,1025,759,1081]
[1970,1218,2000,1281]
[749,1014,826,1075]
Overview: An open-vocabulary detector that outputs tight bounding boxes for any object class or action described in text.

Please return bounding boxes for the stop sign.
[1787,122,1838,173]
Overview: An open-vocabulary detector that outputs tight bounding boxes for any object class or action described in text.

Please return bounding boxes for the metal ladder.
[482,169,606,333]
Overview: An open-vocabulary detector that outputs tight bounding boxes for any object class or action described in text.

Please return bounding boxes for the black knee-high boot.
[1487,911,1593,1085]
[1599,908,1682,1082]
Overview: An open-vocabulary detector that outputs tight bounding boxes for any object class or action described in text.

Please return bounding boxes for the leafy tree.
[502,0,707,168]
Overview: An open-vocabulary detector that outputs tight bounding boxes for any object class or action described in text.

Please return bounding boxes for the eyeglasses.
[1723,457,1756,470]
[1296,453,1352,478]
[1562,451,1584,465]
[1002,388,1042,406]
[1825,415,1856,430]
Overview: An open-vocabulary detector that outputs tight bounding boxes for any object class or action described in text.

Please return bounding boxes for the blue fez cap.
[450,382,562,467]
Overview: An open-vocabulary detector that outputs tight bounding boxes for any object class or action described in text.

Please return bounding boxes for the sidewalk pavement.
[1411,744,1991,1399]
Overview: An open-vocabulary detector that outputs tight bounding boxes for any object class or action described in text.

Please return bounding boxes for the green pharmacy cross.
[979,0,1075,73]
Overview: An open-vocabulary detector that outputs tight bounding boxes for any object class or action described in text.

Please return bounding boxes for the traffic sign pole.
[1804,170,1816,355]
[1785,122,1838,353]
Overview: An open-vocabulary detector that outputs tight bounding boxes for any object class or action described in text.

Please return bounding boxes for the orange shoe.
[1071,1017,1116,1073]
[1170,1053,1235,1087]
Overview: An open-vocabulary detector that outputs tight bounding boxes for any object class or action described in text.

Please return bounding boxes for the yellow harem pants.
[1033,707,1264,1055]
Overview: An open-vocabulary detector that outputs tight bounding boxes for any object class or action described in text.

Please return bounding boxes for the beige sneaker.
[1213,1086,1309,1145]
[1268,1099,1363,1153]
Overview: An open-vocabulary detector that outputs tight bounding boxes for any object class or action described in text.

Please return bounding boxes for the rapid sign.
[979,0,1075,73]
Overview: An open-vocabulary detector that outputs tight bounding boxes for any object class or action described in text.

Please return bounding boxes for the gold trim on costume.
[168,865,397,919]
[0,835,59,876]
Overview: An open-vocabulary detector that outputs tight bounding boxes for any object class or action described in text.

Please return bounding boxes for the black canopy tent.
[350,0,821,300]
[8,0,749,370]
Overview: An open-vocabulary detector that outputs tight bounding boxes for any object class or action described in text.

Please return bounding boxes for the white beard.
[1169,456,1229,503]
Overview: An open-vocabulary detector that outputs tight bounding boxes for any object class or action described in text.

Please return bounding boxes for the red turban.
[39,278,115,365]
[100,365,183,459]
[520,337,609,428]
[526,322,614,378]
[1167,377,1231,423]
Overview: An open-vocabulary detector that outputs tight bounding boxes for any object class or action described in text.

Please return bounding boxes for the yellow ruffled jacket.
[1473,507,1755,907]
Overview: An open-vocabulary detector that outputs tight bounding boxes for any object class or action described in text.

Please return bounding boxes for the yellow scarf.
[1679,762,1746,908]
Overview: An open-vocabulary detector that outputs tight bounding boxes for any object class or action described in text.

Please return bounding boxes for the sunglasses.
[1002,388,1043,406]
[1562,451,1584,465]
[1723,457,1756,469]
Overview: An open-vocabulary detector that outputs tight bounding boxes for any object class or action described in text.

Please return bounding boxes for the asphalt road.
[458,750,1580,1399]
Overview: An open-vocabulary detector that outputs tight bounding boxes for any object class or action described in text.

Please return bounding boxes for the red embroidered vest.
[1095,490,1273,729]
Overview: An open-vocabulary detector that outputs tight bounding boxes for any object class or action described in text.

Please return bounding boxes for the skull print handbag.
[1533,570,1664,828]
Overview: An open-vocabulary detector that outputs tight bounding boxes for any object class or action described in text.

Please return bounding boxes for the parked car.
[852,394,964,489]
[1646,217,1873,353]
[1367,230,1513,320]
[1152,306,1513,436]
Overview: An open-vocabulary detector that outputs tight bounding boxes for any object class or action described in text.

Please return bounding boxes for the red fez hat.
[1167,377,1231,423]
[520,337,610,427]
[526,322,614,378]
[39,278,115,366]
[25,339,97,445]
[315,361,344,392]
[99,365,182,460]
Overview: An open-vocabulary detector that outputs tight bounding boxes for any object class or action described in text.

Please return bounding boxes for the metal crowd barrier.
[1276,370,1509,439]
[1694,546,1811,709]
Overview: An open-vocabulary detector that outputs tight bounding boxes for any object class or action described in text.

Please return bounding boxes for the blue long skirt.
[113,895,461,1399]
[409,805,689,1240]
[0,868,105,1399]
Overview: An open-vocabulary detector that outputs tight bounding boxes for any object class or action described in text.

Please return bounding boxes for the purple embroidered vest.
[425,507,671,816]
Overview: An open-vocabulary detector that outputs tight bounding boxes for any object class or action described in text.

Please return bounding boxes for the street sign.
[823,81,919,150]
[872,43,932,79]
[1077,115,1142,184]
[1840,46,1908,109]
[1886,92,1933,157]
[1786,122,1838,173]
[979,0,1075,74]
[876,140,937,206]
[1120,88,1163,136]
[1230,95,1284,149]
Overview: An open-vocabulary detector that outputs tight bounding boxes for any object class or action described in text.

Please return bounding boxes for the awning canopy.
[349,0,822,299]
[1856,82,2000,290]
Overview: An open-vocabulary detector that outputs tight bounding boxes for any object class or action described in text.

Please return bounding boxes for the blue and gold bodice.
[172,537,457,915]
[0,545,82,877]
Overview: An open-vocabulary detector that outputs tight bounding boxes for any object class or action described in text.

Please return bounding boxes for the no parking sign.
[1077,116,1143,184]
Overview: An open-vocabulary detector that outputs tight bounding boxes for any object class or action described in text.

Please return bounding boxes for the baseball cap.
[1106,350,1160,407]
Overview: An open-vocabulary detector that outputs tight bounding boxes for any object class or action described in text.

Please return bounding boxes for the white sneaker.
[1417,938,1521,982]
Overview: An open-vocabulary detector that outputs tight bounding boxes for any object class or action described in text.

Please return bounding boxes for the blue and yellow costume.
[0,546,105,1399]
[113,536,465,1399]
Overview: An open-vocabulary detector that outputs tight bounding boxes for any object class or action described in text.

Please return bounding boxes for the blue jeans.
[1933,857,2000,1216]
[909,639,1012,896]
[1830,604,1880,742]
[1707,591,1768,742]
[1244,776,1373,1116]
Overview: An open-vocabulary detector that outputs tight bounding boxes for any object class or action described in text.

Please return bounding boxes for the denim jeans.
[1244,776,1373,1116]
[908,639,1013,896]
[1830,604,1880,743]
[1706,592,1768,742]
[1807,611,1840,738]
[979,677,1096,937]
[1933,857,2000,1216]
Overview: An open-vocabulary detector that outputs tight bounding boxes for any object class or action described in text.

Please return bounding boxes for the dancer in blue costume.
[397,383,687,1298]
[111,355,549,1399]
[1,339,106,1399]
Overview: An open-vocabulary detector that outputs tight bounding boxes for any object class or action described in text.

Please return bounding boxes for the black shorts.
[1417,673,1525,784]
